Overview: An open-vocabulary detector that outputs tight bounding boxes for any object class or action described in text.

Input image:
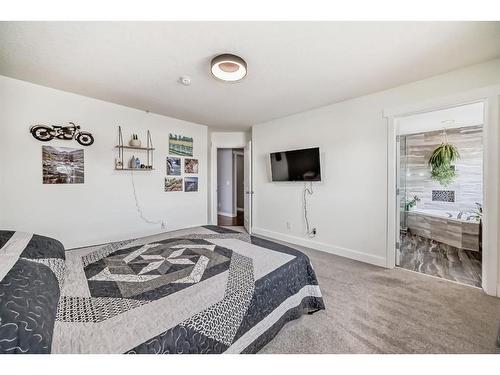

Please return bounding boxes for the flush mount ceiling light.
[211,54,247,82]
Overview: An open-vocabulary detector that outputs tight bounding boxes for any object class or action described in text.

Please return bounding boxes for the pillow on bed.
[0,231,65,354]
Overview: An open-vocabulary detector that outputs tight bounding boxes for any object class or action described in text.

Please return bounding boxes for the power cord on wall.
[130,169,165,228]
[303,181,316,238]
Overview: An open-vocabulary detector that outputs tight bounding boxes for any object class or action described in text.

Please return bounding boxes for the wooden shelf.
[115,168,155,171]
[115,145,155,151]
[116,127,155,171]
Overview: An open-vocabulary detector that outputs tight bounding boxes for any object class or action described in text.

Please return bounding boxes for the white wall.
[217,149,234,216]
[0,76,208,249]
[252,58,500,271]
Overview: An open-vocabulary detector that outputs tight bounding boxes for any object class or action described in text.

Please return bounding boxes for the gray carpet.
[256,236,500,354]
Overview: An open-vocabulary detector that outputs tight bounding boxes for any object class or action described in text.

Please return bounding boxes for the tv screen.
[270,147,321,182]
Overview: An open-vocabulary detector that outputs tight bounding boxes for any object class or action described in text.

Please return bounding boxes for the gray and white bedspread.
[0,231,65,353]
[1,226,324,354]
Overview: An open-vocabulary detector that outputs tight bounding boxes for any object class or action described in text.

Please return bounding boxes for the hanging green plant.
[428,132,460,186]
[430,163,456,186]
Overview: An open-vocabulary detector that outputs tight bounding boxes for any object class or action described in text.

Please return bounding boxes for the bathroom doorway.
[395,102,484,288]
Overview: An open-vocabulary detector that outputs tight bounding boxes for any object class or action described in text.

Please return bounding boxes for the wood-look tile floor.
[217,211,244,226]
[398,232,482,288]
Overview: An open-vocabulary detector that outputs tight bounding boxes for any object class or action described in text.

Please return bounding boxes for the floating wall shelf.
[115,145,155,151]
[115,168,155,171]
[115,126,154,170]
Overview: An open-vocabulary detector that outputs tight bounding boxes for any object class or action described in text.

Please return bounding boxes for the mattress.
[0,226,325,353]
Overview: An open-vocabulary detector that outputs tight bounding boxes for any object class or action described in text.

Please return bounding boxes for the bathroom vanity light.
[211,54,247,82]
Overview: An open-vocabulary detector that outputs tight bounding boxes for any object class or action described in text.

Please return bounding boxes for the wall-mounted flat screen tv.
[270,147,321,182]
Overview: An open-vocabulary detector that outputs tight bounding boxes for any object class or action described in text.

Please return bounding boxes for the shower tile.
[432,190,455,202]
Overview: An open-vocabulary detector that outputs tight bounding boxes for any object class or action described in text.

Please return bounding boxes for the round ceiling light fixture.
[211,53,247,82]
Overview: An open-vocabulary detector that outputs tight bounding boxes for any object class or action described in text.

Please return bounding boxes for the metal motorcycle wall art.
[30,122,94,146]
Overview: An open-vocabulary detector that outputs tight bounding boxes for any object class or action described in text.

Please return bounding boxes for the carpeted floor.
[255,235,500,354]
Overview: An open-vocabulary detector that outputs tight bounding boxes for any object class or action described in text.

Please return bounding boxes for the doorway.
[211,135,252,233]
[217,148,244,226]
[395,102,484,288]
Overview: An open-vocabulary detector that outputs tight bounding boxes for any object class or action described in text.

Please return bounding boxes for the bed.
[0,226,324,354]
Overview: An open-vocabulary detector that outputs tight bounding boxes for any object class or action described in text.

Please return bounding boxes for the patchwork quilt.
[0,226,325,354]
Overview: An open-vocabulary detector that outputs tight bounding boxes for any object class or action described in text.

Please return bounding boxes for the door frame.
[384,84,500,297]
[210,132,250,226]
[232,150,244,216]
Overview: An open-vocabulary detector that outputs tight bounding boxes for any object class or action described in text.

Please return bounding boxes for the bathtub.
[409,208,479,223]
[405,208,480,251]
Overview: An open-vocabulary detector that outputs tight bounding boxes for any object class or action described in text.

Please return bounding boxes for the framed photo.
[42,146,84,184]
[169,133,193,156]
[184,158,198,174]
[184,177,198,192]
[167,157,181,176]
[165,177,183,192]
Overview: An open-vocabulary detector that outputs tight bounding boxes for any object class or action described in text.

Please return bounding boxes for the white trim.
[384,86,500,297]
[252,227,387,268]
[232,152,244,217]
[217,211,237,218]
[232,152,237,217]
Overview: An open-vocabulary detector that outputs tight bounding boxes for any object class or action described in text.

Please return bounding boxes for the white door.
[244,141,252,234]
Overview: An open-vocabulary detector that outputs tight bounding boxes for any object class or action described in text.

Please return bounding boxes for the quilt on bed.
[0,226,324,354]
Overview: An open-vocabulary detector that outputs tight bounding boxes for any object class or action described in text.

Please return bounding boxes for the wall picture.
[184,158,199,174]
[184,177,198,192]
[169,133,193,156]
[42,146,84,184]
[167,157,181,175]
[165,177,183,192]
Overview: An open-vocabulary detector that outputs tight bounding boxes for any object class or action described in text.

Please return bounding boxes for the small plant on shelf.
[404,195,420,211]
[472,202,482,221]
[129,134,141,147]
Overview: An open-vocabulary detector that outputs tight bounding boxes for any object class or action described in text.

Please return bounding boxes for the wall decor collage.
[31,124,200,192]
[165,133,198,192]
[30,122,92,184]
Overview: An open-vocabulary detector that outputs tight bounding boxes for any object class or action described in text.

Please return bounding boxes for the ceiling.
[1,22,500,130]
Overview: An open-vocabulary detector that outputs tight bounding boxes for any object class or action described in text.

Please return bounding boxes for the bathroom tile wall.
[402,125,483,212]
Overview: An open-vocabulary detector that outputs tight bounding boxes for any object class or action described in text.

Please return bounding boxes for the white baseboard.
[218,211,237,218]
[252,227,387,268]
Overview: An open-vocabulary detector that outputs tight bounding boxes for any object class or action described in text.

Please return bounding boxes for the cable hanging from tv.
[303,181,316,238]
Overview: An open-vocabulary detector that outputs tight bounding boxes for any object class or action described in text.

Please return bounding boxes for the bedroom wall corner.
[0,75,209,249]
